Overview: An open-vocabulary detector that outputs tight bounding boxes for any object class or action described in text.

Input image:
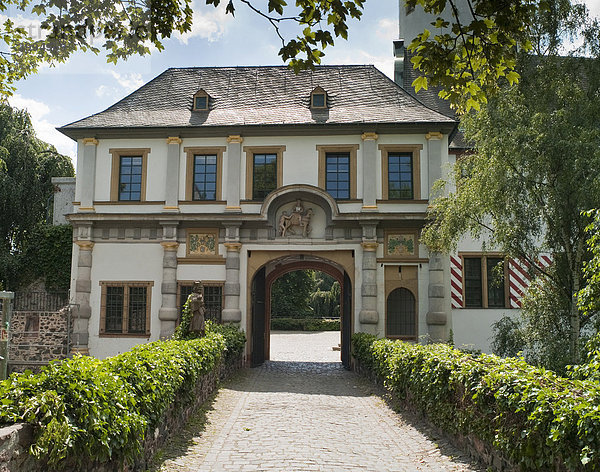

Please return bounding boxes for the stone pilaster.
[158,241,179,339]
[425,131,449,342]
[79,138,98,212]
[164,137,182,211]
[361,132,378,211]
[222,242,242,323]
[72,237,93,355]
[426,252,449,342]
[426,131,444,196]
[359,222,379,332]
[225,135,243,212]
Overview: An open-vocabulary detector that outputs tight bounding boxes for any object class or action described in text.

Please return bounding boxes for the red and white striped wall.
[450,255,464,309]
[449,254,552,309]
[508,255,552,308]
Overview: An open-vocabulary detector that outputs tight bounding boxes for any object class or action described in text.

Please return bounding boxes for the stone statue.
[279,200,313,238]
[189,281,206,336]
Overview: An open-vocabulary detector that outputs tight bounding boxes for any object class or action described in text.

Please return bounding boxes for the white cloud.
[376,18,398,42]
[175,2,233,44]
[324,50,394,80]
[109,71,144,93]
[8,94,77,163]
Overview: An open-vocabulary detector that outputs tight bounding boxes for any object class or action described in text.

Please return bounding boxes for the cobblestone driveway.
[153,332,483,472]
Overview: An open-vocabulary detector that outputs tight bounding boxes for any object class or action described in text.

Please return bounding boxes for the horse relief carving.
[278,199,313,238]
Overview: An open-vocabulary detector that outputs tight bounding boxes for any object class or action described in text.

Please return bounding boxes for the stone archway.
[247,251,354,368]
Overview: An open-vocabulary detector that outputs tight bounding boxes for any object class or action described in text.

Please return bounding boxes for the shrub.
[352,333,600,471]
[271,317,340,331]
[0,329,245,469]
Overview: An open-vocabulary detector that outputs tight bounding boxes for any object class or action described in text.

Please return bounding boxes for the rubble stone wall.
[8,308,71,374]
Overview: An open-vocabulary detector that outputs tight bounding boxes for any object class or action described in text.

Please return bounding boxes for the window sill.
[99,333,151,338]
[94,201,165,205]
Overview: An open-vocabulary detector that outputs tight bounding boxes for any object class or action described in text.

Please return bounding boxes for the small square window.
[195,96,207,110]
[312,93,325,108]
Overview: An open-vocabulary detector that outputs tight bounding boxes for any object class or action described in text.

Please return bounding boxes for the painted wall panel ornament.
[387,233,416,257]
[278,199,313,238]
[188,233,217,256]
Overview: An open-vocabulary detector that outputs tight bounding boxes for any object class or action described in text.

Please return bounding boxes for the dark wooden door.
[251,267,266,367]
[341,272,352,368]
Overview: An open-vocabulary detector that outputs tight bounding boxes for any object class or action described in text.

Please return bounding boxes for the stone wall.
[0,353,242,472]
[8,308,71,374]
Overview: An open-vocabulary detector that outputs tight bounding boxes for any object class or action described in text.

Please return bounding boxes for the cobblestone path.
[153,333,483,472]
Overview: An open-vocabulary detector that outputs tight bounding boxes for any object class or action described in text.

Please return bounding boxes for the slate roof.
[59,65,456,137]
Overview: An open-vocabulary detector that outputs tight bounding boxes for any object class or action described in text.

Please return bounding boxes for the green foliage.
[173,298,246,360]
[309,273,340,318]
[0,331,242,468]
[407,0,598,112]
[0,104,73,290]
[19,224,73,291]
[353,333,600,471]
[271,270,316,318]
[579,209,600,318]
[271,317,340,331]
[422,55,600,365]
[0,0,365,95]
[569,333,600,383]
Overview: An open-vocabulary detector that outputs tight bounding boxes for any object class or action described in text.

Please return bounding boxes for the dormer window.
[310,87,327,109]
[193,89,209,111]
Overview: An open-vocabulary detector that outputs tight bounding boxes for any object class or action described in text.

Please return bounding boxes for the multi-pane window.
[193,154,217,200]
[178,283,223,323]
[101,282,152,335]
[253,154,277,200]
[386,288,416,338]
[463,256,506,308]
[119,156,143,201]
[325,153,350,199]
[388,153,413,199]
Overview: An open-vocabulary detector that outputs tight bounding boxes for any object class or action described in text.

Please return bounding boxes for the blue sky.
[8,0,399,163]
[7,0,600,164]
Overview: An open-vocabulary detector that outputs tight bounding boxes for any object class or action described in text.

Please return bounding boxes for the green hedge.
[352,333,600,471]
[0,324,246,468]
[271,317,340,331]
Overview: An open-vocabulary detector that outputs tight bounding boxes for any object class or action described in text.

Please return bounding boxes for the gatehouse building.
[58,65,521,365]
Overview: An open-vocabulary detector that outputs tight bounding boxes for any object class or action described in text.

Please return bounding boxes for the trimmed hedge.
[0,324,246,469]
[352,333,600,471]
[271,317,340,331]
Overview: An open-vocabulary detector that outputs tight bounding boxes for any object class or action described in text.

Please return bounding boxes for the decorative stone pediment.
[260,185,339,240]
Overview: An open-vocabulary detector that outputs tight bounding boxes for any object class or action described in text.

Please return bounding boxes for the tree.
[271,270,316,318]
[0,103,74,289]
[407,0,599,112]
[422,52,600,367]
[309,272,340,318]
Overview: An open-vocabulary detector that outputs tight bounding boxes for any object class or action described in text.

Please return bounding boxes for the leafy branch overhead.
[0,0,365,95]
[406,0,599,112]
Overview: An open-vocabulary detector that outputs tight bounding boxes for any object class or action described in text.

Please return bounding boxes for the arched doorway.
[249,253,353,368]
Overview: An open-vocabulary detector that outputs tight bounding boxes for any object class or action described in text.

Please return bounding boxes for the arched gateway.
[247,185,355,367]
[248,253,353,367]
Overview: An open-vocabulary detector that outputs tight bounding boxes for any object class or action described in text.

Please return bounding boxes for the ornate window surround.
[316,144,359,201]
[183,146,226,202]
[109,148,151,202]
[99,281,153,337]
[243,145,285,201]
[379,144,422,201]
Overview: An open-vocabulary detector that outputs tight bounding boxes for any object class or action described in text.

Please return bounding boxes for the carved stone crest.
[278,199,313,238]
